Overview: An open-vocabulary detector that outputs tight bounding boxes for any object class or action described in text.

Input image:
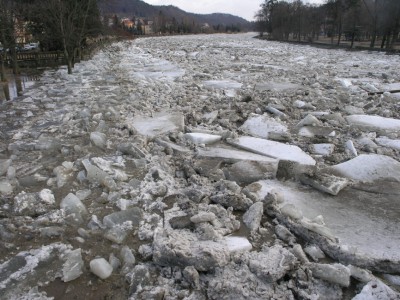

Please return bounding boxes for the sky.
[142,0,326,21]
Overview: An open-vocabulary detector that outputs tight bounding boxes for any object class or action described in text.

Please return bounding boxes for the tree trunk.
[337,21,342,45]
[389,30,398,49]
[64,49,72,74]
[385,31,392,49]
[0,53,6,82]
[11,47,18,75]
[381,34,386,48]
[370,31,376,48]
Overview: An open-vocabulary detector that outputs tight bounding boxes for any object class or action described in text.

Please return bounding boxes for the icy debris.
[298,126,336,138]
[247,245,298,282]
[310,143,335,156]
[0,159,11,176]
[125,264,152,294]
[152,229,230,271]
[296,114,322,128]
[90,258,113,279]
[293,100,315,110]
[298,173,350,196]
[348,265,374,283]
[228,136,316,166]
[300,218,337,242]
[82,159,117,190]
[103,207,142,228]
[184,132,221,145]
[346,115,400,134]
[310,263,351,287]
[0,243,70,297]
[13,189,55,216]
[131,112,184,137]
[275,224,296,244]
[291,244,309,263]
[239,114,288,139]
[6,287,53,300]
[224,236,252,253]
[243,202,264,231]
[118,143,147,158]
[329,154,400,183]
[62,249,84,282]
[121,246,136,273]
[0,180,13,195]
[265,105,287,119]
[60,193,87,223]
[304,245,326,262]
[352,280,400,300]
[190,212,216,223]
[90,131,107,149]
[225,160,277,185]
[345,140,358,157]
[280,204,303,220]
[52,166,71,188]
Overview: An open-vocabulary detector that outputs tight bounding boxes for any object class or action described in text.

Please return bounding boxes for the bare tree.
[26,0,102,74]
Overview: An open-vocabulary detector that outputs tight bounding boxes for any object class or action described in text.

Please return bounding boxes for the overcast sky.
[142,0,326,21]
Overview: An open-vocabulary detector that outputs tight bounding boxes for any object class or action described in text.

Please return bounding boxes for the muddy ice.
[0,33,400,299]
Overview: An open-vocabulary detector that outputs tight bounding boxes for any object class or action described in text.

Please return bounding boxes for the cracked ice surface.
[1,33,400,299]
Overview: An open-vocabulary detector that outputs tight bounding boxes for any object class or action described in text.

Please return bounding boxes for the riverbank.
[257,35,400,54]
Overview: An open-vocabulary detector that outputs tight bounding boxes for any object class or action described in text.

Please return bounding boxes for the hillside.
[101,0,250,29]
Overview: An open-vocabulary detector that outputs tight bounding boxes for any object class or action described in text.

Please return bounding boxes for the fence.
[3,51,81,68]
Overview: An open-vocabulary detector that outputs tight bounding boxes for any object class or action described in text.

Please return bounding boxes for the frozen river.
[0,33,400,299]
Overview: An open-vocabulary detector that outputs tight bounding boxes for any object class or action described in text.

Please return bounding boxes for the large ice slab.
[196,147,279,164]
[203,80,242,90]
[255,180,400,271]
[255,81,300,92]
[132,112,184,137]
[240,114,288,139]
[375,137,400,151]
[228,136,316,165]
[345,115,400,133]
[328,154,400,183]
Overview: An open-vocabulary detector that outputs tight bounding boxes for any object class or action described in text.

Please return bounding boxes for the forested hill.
[101,0,250,28]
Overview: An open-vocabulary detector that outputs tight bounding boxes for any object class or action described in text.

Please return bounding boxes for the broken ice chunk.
[296,114,322,128]
[239,114,288,139]
[309,263,351,287]
[298,173,350,196]
[90,258,113,279]
[329,154,400,183]
[82,159,117,190]
[345,140,358,157]
[346,115,400,134]
[352,280,400,300]
[62,249,84,282]
[0,180,13,195]
[0,159,11,176]
[243,202,264,231]
[224,236,252,253]
[103,207,142,228]
[184,133,221,145]
[309,144,335,156]
[60,193,87,222]
[228,136,316,166]
[90,131,107,149]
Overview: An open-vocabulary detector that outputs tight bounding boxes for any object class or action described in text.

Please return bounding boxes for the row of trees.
[0,0,102,76]
[256,0,400,49]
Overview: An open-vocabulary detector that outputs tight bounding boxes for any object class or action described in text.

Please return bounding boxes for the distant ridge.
[101,0,250,29]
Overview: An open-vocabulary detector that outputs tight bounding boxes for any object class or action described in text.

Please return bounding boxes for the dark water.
[1,73,40,101]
